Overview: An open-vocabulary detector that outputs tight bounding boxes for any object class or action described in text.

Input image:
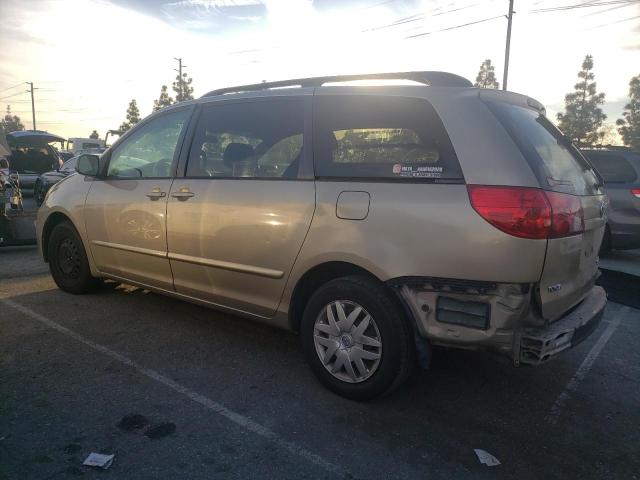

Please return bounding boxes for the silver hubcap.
[313,300,382,383]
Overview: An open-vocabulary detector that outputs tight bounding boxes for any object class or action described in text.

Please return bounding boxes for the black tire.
[47,221,100,294]
[301,275,414,400]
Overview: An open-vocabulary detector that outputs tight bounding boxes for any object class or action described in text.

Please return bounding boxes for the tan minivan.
[36,72,608,400]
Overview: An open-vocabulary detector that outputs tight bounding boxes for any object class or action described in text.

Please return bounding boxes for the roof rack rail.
[585,145,632,151]
[203,71,472,97]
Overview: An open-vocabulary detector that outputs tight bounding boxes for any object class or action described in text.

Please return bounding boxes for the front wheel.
[48,221,100,294]
[301,275,414,400]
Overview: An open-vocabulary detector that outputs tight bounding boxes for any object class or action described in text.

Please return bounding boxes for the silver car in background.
[36,72,607,400]
[582,147,640,251]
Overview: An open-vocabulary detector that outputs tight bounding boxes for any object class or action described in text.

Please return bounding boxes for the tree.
[596,124,619,146]
[474,59,500,89]
[89,130,100,139]
[1,105,25,133]
[557,55,606,147]
[119,99,141,133]
[153,85,174,112]
[616,74,640,151]
[173,72,194,103]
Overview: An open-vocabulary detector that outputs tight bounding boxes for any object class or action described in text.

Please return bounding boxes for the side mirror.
[76,154,101,177]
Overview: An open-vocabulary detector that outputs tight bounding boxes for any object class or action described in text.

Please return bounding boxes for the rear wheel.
[48,221,100,294]
[301,275,414,400]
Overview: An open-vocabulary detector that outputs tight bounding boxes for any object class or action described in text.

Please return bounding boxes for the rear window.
[488,102,601,195]
[313,95,462,181]
[583,152,638,183]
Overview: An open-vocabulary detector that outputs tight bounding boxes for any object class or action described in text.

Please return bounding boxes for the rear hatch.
[487,101,606,321]
[6,131,64,176]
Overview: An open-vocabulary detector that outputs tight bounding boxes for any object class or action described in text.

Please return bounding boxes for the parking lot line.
[546,306,629,425]
[0,296,347,477]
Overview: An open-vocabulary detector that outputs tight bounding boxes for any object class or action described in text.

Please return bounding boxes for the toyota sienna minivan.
[36,72,608,400]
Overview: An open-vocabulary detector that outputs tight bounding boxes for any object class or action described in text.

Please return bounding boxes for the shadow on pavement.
[597,269,640,309]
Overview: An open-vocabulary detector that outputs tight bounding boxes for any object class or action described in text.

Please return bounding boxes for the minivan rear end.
[288,85,607,370]
[376,87,608,365]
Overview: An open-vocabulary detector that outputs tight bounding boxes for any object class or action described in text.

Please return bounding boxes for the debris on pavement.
[82,452,115,469]
[474,449,501,467]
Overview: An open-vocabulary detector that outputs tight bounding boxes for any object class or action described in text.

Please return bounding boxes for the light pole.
[503,0,515,91]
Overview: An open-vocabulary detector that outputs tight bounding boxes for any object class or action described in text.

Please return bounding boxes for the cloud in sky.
[0,0,638,139]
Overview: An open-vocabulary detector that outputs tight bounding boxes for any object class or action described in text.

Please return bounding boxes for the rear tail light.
[468,185,584,240]
[631,188,640,198]
[545,191,584,237]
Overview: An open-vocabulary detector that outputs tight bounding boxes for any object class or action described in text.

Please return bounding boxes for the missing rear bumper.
[519,286,607,365]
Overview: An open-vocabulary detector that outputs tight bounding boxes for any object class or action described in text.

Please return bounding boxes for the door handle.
[146,189,167,200]
[171,187,195,201]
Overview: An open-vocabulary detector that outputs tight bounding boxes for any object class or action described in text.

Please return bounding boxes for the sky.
[0,0,638,141]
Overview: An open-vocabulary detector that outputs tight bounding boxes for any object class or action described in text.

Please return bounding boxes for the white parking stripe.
[546,306,629,425]
[0,297,346,476]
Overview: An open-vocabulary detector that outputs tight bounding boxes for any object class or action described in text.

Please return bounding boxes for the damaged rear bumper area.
[519,286,606,365]
[392,277,607,366]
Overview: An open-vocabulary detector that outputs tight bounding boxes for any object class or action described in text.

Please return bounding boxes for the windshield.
[60,157,78,173]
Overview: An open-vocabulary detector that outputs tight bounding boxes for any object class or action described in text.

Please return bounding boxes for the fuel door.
[336,191,370,220]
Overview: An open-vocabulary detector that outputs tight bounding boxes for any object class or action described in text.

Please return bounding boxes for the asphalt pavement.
[1,247,639,480]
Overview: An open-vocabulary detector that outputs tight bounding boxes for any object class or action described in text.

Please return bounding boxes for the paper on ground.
[474,449,500,466]
[82,452,115,469]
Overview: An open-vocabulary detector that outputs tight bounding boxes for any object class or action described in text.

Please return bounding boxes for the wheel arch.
[41,211,75,262]
[288,261,387,332]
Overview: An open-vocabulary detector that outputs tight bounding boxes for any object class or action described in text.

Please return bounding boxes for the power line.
[581,2,636,16]
[530,0,638,14]
[587,13,640,28]
[405,14,504,39]
[362,2,483,33]
[0,82,24,94]
[0,90,27,101]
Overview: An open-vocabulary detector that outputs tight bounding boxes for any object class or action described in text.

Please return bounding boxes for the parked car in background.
[57,150,75,162]
[34,155,79,206]
[582,147,640,251]
[37,72,607,400]
[5,131,64,192]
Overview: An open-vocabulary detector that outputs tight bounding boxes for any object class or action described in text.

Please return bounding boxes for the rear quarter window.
[584,152,638,183]
[487,102,601,196]
[313,95,462,181]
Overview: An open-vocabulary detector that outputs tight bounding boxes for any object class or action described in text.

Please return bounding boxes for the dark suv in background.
[582,147,640,251]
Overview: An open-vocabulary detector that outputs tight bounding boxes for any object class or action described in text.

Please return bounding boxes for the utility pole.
[502,0,514,91]
[174,57,187,101]
[26,82,36,130]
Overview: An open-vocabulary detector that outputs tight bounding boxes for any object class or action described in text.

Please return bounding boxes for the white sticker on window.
[393,165,443,178]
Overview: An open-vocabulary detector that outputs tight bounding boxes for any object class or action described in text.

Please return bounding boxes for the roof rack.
[203,71,473,97]
[584,145,632,151]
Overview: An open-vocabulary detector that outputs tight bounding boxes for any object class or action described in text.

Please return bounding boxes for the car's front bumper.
[519,286,607,365]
